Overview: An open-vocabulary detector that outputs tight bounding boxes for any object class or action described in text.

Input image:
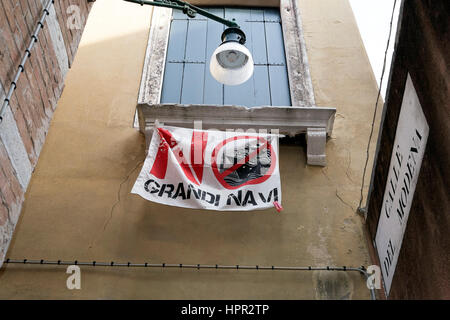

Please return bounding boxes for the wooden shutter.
[161,7,291,107]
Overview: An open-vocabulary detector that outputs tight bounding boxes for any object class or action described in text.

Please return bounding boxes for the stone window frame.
[136,0,336,166]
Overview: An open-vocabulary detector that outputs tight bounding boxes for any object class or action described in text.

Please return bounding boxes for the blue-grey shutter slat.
[205,19,224,58]
[206,7,224,18]
[251,22,268,65]
[224,73,255,107]
[204,16,225,105]
[265,22,286,65]
[269,65,291,106]
[172,9,186,20]
[223,8,256,107]
[250,9,264,22]
[203,68,223,105]
[253,66,271,106]
[224,7,249,24]
[181,63,205,104]
[263,8,281,22]
[242,20,253,58]
[185,20,207,63]
[166,20,188,62]
[225,8,252,52]
[161,62,184,103]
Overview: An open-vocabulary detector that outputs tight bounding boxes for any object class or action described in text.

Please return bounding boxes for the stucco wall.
[0,0,92,265]
[0,0,382,299]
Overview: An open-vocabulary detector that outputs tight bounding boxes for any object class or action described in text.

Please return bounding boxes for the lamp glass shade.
[209,42,254,86]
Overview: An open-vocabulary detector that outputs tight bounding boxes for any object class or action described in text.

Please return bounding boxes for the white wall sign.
[375,74,429,295]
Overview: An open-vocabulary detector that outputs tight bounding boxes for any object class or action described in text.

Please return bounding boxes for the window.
[138,3,336,166]
[160,7,291,107]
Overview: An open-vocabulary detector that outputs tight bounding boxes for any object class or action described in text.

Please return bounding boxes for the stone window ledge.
[137,103,336,166]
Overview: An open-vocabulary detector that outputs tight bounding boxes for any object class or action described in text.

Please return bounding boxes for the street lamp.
[124,0,254,85]
[210,27,254,86]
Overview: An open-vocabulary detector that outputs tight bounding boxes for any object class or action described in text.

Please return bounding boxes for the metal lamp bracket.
[124,0,239,28]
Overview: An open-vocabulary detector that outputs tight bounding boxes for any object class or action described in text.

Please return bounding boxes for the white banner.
[132,126,281,211]
[375,74,429,295]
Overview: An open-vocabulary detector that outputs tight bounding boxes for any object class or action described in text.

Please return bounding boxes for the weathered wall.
[366,0,450,299]
[0,0,92,265]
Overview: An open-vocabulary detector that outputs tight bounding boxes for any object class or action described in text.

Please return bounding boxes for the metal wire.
[4,258,376,299]
[357,0,398,213]
[0,0,54,123]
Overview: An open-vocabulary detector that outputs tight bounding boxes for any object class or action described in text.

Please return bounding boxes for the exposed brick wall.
[0,0,93,264]
[53,0,91,67]
[0,139,23,257]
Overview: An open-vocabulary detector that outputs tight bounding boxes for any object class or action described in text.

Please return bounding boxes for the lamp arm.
[123,0,240,28]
